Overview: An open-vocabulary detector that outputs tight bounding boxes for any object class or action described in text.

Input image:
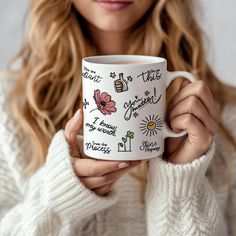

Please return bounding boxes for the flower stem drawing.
[126,131,134,152]
[90,89,117,115]
[122,137,127,152]
[118,131,134,152]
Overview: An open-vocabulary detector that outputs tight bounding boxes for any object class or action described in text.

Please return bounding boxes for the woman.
[0,0,235,235]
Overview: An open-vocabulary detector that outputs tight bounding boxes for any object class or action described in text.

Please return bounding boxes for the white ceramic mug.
[82,55,197,161]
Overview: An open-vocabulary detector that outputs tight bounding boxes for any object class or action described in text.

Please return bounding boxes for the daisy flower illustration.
[90,89,117,115]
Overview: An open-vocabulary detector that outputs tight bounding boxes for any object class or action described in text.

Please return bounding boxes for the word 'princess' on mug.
[82,55,197,161]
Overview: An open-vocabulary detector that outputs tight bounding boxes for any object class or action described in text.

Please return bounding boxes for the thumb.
[73,109,83,131]
[65,109,83,157]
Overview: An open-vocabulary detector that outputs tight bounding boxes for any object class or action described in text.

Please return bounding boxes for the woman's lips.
[95,1,132,11]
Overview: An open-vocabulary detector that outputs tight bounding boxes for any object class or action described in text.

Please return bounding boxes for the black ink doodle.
[139,115,163,137]
[127,76,133,82]
[137,69,162,82]
[82,66,103,83]
[118,131,134,152]
[85,141,111,155]
[123,87,162,121]
[83,98,89,109]
[85,117,117,136]
[110,72,116,78]
[139,141,160,153]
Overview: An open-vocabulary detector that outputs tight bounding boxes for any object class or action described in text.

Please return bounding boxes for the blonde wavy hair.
[5,0,236,183]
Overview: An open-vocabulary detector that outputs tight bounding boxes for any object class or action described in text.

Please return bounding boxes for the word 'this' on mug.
[82,55,197,161]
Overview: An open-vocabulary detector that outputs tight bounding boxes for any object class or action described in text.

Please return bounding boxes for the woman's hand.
[165,80,221,164]
[64,109,141,196]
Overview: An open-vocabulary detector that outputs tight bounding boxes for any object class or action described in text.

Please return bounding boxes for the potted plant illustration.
[126,131,134,152]
[118,131,134,152]
[122,137,127,152]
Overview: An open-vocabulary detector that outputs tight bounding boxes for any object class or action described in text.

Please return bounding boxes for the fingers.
[171,114,213,150]
[168,95,218,135]
[64,109,83,157]
[169,80,220,123]
[80,163,138,189]
[169,114,213,163]
[73,157,140,177]
[93,160,148,196]
[93,183,113,196]
[165,79,219,164]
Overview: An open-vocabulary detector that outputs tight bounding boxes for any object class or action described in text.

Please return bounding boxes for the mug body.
[82,55,167,161]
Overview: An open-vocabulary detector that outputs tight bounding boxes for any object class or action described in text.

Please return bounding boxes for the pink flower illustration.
[91,89,117,115]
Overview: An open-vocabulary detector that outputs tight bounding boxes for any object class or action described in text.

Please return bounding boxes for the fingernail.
[73,109,81,120]
[118,162,129,169]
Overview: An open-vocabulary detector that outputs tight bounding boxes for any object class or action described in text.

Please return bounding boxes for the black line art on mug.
[137,69,162,82]
[110,72,116,78]
[127,76,133,82]
[123,87,162,121]
[139,115,163,137]
[82,66,103,83]
[118,131,134,152]
[83,98,89,109]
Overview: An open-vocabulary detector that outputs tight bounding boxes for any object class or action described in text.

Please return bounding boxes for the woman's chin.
[90,19,134,33]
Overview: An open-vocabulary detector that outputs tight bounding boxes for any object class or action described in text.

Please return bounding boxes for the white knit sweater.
[0,78,235,236]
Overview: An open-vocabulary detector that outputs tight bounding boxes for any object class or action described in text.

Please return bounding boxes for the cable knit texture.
[0,77,235,236]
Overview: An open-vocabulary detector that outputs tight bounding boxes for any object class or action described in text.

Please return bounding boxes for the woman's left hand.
[165,79,221,164]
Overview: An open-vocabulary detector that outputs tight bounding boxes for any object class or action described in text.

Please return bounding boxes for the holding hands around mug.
[64,110,141,196]
[64,79,220,196]
[165,79,221,164]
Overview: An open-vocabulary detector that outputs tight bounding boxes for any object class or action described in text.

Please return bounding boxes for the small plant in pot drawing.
[118,131,134,152]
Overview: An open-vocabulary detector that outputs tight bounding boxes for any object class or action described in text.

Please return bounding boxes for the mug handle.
[163,71,197,138]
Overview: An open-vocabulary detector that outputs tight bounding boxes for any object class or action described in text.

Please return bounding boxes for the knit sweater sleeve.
[222,104,236,236]
[145,142,225,236]
[0,79,118,235]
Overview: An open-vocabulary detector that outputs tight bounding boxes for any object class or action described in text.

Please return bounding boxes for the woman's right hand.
[64,109,141,196]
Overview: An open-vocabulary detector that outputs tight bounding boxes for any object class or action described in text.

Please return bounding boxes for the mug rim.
[83,55,166,66]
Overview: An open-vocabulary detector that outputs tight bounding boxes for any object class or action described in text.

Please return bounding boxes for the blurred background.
[0,0,235,86]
